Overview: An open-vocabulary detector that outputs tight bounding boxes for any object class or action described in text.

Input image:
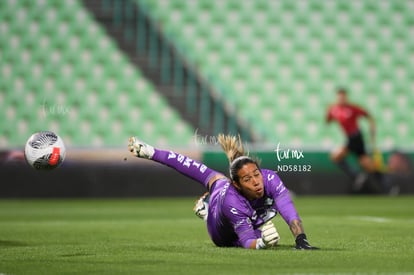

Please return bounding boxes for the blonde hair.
[217,134,259,182]
[217,134,246,163]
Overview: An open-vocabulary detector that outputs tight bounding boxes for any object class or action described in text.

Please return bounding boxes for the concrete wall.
[1,149,412,197]
[1,161,205,198]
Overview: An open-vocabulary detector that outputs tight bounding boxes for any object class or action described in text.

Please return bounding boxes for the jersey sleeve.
[152,149,222,189]
[264,170,301,225]
[326,106,334,122]
[223,196,259,249]
[352,104,369,117]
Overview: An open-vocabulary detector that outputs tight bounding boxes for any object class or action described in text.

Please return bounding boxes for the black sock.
[372,171,388,193]
[373,171,383,180]
[336,159,357,179]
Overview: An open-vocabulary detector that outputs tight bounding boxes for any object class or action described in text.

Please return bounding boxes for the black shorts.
[346,131,366,157]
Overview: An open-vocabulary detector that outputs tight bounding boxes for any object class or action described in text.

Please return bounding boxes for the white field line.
[347,216,392,223]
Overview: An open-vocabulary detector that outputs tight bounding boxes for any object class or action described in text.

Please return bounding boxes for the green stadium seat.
[0,0,195,148]
[7,0,412,148]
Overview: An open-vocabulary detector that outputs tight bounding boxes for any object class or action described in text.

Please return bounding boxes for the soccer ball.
[24,131,66,170]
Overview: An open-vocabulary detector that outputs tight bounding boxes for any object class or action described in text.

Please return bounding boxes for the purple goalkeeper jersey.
[150,149,299,249]
[206,169,300,248]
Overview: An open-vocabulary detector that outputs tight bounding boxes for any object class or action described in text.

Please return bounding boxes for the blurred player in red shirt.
[326,88,378,189]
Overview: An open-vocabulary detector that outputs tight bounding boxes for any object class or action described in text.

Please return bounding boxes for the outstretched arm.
[264,170,318,250]
[277,193,318,250]
[289,219,305,237]
[274,190,303,237]
[128,137,224,190]
[326,106,334,124]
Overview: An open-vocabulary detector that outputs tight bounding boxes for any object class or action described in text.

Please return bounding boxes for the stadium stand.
[137,0,414,149]
[2,0,413,150]
[0,0,195,148]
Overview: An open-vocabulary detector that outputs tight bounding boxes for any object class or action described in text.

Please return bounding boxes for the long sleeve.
[262,170,301,225]
[152,148,220,189]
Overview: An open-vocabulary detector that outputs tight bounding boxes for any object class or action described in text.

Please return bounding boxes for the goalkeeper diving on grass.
[128,134,317,250]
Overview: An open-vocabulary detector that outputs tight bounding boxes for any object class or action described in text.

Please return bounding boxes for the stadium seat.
[134,0,414,148]
[0,0,195,148]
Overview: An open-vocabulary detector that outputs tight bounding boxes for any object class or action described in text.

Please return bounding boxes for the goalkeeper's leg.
[128,137,221,189]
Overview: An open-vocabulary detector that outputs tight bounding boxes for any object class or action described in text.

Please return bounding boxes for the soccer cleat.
[352,172,368,192]
[193,192,210,221]
[128,137,155,159]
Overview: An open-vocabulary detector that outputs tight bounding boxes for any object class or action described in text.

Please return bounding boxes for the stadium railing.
[93,0,256,142]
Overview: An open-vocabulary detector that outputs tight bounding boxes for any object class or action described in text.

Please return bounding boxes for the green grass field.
[1,196,413,275]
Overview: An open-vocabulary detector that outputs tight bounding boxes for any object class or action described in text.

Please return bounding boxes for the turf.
[0,196,413,275]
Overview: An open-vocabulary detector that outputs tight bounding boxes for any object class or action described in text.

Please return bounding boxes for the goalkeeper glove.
[295,233,318,250]
[256,220,280,249]
[128,137,155,159]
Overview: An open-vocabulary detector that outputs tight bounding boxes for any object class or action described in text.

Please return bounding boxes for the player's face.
[337,92,347,105]
[234,163,264,200]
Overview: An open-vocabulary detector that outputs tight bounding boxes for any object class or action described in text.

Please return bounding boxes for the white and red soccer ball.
[24,131,66,170]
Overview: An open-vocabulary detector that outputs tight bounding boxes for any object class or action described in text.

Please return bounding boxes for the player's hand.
[128,137,155,159]
[257,220,280,249]
[295,233,318,250]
